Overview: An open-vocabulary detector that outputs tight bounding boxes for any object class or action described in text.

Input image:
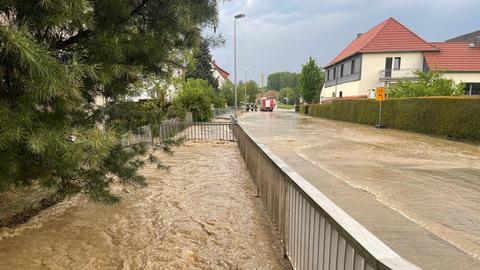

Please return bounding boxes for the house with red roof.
[322,17,480,100]
[211,60,230,88]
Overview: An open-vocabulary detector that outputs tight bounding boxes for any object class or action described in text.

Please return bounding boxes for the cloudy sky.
[211,0,480,84]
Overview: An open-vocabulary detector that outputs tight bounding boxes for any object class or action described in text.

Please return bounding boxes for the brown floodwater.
[0,142,290,270]
[239,109,480,269]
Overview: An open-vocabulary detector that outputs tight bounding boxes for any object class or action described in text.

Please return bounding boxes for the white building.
[211,61,230,88]
[322,17,480,100]
[127,69,183,103]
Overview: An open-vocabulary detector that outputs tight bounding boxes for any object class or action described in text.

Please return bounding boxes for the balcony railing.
[379,69,419,82]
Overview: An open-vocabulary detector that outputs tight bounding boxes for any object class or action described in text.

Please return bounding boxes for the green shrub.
[173,79,215,122]
[305,97,480,141]
[389,71,464,98]
[299,104,309,114]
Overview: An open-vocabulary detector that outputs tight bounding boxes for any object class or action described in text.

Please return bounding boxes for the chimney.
[356,33,363,39]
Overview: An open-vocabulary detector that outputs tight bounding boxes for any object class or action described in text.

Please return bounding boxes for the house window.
[333,67,337,79]
[340,64,344,77]
[394,57,401,70]
[327,69,331,81]
[466,83,480,95]
[385,57,393,77]
[351,59,356,74]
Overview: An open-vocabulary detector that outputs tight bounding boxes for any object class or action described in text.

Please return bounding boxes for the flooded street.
[0,142,289,270]
[239,109,480,270]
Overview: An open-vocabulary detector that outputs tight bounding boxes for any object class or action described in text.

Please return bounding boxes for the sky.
[211,0,480,85]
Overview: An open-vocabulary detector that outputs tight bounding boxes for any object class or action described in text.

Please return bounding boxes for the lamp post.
[234,13,246,118]
[244,67,250,108]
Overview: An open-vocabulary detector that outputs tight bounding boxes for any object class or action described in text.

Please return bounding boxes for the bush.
[301,97,480,141]
[389,71,464,98]
[173,79,214,122]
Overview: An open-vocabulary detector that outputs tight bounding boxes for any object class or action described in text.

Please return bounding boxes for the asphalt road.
[239,109,480,270]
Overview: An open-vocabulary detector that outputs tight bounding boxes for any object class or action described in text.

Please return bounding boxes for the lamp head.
[234,14,246,19]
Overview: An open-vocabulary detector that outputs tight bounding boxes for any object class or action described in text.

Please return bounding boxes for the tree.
[389,71,464,98]
[219,80,258,106]
[0,1,221,202]
[186,39,218,90]
[173,79,216,122]
[279,87,298,105]
[238,80,259,103]
[300,57,324,103]
[220,81,235,106]
[267,72,300,91]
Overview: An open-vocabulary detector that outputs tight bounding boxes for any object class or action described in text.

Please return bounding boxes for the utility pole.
[244,68,250,107]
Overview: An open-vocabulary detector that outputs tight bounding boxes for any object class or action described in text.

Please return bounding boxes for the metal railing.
[379,69,419,82]
[233,124,419,270]
[213,106,245,119]
[158,121,235,142]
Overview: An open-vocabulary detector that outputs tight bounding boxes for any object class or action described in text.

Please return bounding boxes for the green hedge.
[300,97,480,141]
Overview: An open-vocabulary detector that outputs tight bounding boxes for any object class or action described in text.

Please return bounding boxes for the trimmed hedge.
[300,97,480,141]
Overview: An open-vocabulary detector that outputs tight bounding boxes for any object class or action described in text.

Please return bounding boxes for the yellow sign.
[376,87,385,101]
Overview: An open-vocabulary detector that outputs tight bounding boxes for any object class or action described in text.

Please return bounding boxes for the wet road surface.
[239,109,480,270]
[0,142,290,270]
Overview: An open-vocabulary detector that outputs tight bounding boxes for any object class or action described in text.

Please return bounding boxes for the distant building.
[126,69,183,103]
[211,61,230,88]
[446,30,480,43]
[322,17,480,101]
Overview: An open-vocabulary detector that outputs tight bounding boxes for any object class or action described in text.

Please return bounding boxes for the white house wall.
[360,52,424,92]
[443,73,480,83]
[213,69,227,88]
[322,80,361,98]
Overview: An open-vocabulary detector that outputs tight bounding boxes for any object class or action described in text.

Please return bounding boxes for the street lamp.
[234,13,246,118]
[244,67,250,108]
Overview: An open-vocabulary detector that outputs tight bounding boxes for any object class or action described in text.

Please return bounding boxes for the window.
[327,69,331,81]
[385,57,393,78]
[466,83,480,95]
[340,64,344,77]
[333,67,337,79]
[394,57,401,70]
[351,59,356,74]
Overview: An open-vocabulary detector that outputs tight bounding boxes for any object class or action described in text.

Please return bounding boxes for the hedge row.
[300,97,480,141]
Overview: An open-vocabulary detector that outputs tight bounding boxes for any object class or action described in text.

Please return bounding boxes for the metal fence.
[213,106,245,119]
[0,185,63,227]
[233,124,419,270]
[158,121,235,142]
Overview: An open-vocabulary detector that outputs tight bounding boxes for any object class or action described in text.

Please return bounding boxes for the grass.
[277,103,295,110]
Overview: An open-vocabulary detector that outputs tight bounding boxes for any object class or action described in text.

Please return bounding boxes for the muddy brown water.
[0,142,290,270]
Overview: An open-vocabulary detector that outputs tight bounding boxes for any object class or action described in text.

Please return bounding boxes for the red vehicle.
[260,97,276,112]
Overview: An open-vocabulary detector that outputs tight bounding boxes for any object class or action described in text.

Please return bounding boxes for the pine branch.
[55,0,151,50]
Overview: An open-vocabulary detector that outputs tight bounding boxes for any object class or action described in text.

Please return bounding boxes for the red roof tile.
[424,42,480,71]
[326,18,439,67]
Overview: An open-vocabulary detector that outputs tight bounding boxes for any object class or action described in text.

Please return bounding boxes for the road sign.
[376,87,385,101]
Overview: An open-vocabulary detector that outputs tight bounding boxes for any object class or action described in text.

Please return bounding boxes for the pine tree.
[186,40,219,90]
[0,0,221,203]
